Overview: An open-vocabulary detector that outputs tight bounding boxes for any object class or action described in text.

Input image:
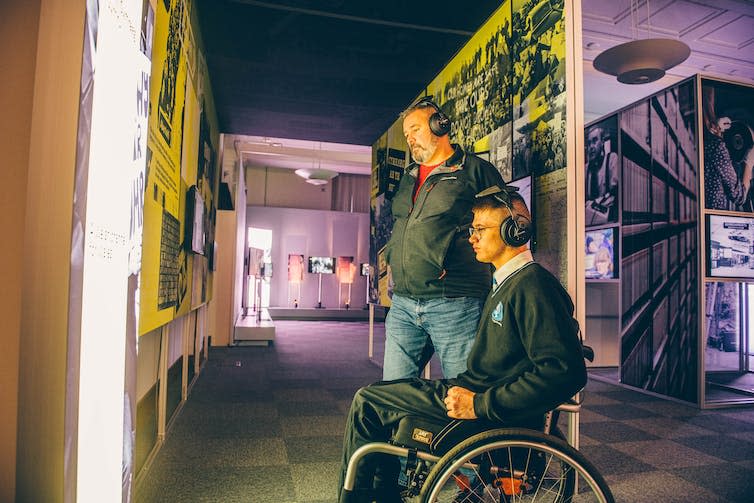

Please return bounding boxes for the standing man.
[383,97,505,380]
[339,186,587,502]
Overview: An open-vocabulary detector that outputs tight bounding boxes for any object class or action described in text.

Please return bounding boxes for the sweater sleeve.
[472,275,587,422]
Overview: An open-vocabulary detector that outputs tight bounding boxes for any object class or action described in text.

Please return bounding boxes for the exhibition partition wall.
[585,78,699,404]
[133,0,221,486]
[586,75,754,408]
[68,0,221,499]
[370,0,582,307]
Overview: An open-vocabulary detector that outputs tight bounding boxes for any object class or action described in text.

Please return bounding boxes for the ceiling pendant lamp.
[295,143,338,185]
[593,0,690,85]
[295,167,338,186]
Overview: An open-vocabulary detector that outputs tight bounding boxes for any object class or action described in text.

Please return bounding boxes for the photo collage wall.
[370,0,569,306]
[584,114,619,281]
[139,0,221,335]
[701,78,754,373]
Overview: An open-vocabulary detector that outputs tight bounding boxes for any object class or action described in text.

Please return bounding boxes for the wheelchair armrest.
[581,344,594,362]
[430,419,499,456]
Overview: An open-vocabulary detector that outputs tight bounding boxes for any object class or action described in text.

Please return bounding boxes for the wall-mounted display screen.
[360,263,369,276]
[585,227,617,280]
[186,185,205,255]
[308,256,335,274]
[707,214,754,279]
[262,261,273,278]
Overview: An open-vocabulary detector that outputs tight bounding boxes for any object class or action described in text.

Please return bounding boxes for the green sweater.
[452,262,587,424]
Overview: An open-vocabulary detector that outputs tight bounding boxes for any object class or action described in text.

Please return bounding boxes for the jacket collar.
[407,144,466,177]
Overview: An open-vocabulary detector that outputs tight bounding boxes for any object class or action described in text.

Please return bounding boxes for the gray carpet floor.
[136,320,754,502]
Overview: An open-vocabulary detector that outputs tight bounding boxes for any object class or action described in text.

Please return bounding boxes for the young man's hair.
[472,192,530,221]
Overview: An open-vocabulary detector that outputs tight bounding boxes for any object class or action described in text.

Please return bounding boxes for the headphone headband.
[475,185,520,204]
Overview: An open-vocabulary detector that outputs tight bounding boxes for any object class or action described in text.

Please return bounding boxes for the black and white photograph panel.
[702,79,754,212]
[585,116,619,226]
[707,213,754,279]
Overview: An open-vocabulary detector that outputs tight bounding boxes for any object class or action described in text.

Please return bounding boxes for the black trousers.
[337,378,454,502]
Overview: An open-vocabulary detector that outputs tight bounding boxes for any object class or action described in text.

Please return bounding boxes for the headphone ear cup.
[428,111,451,136]
[501,216,531,247]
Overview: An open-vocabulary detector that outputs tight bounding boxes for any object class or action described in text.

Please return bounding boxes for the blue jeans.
[383,294,483,380]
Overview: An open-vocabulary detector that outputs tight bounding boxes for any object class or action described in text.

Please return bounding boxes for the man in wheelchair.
[338,186,588,503]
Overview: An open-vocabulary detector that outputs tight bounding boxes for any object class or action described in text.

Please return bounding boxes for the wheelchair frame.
[342,397,614,503]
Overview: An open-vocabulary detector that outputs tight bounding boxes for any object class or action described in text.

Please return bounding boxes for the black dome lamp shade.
[593,38,690,85]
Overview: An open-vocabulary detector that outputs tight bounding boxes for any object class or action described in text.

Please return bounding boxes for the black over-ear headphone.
[475,185,532,247]
[413,96,452,137]
[723,120,754,164]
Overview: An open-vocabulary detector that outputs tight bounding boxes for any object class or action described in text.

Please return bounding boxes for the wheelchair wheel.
[419,428,613,503]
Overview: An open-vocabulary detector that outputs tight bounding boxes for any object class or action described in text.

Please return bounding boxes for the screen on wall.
[186,185,205,255]
[707,214,754,279]
[308,256,335,274]
[360,263,369,276]
[585,227,617,280]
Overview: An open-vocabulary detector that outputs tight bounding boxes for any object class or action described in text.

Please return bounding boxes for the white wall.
[246,206,370,309]
[246,165,333,210]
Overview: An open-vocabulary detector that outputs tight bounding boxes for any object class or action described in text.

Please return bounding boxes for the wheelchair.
[342,347,614,503]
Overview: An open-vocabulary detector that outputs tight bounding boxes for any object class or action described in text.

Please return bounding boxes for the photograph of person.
[702,79,754,212]
[584,227,616,280]
[585,116,619,226]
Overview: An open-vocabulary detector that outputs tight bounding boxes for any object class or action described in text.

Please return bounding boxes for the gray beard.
[411,140,438,164]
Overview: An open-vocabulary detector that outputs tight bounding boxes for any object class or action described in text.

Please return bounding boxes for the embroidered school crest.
[491,302,503,326]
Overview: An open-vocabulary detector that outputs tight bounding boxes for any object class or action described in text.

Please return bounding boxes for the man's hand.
[444,386,477,419]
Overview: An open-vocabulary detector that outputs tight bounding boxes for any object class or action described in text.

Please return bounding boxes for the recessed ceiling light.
[702,64,713,71]
[729,69,738,75]
[585,42,600,50]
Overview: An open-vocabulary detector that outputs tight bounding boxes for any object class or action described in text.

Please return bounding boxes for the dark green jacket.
[453,262,587,424]
[385,145,505,299]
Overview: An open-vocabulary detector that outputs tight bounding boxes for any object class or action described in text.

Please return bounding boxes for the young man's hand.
[444,386,477,419]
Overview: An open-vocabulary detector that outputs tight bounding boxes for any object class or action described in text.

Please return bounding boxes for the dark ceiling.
[196,0,504,146]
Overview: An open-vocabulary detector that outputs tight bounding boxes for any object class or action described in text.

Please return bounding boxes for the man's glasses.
[468,225,498,238]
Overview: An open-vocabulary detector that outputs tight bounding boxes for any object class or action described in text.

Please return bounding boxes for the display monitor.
[585,227,618,280]
[185,185,205,254]
[707,214,754,279]
[308,256,335,274]
[360,263,370,276]
[262,261,273,278]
